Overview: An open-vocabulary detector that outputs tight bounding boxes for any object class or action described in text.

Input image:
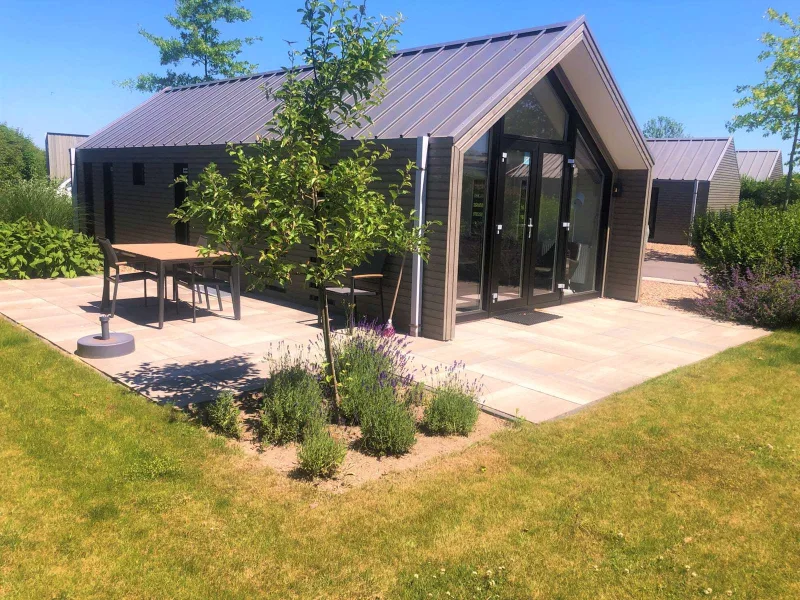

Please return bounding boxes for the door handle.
[527,218,533,239]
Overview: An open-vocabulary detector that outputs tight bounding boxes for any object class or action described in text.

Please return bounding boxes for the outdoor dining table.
[107,243,241,329]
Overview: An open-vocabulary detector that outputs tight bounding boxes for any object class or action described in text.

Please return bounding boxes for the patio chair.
[97,238,157,317]
[325,252,386,329]
[173,235,232,323]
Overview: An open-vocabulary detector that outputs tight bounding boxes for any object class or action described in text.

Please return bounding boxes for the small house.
[736,149,783,181]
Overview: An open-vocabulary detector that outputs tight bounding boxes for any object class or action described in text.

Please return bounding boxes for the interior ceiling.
[558,40,650,171]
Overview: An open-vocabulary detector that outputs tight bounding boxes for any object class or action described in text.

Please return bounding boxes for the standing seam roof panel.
[80,20,578,149]
[647,138,731,181]
[737,149,782,180]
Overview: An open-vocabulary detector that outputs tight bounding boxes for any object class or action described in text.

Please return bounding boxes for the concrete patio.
[0,275,768,422]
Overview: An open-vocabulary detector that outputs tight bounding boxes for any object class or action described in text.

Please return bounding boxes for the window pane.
[533,153,564,295]
[565,135,604,294]
[503,78,567,141]
[496,149,531,302]
[456,132,490,313]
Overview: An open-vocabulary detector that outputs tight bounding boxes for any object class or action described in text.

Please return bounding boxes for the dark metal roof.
[79,18,583,150]
[736,149,783,181]
[646,137,733,181]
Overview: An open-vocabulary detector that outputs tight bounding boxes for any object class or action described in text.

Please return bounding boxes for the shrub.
[260,365,326,445]
[697,268,800,328]
[204,390,242,439]
[423,366,482,436]
[0,219,102,280]
[691,202,800,283]
[423,389,479,436]
[0,124,46,182]
[360,387,417,456]
[334,322,414,424]
[0,178,74,228]
[740,174,800,208]
[296,425,346,478]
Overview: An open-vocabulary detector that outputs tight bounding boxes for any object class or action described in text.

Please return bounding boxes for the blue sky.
[0,0,795,161]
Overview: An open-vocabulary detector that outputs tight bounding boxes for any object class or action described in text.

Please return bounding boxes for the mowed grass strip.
[0,318,798,599]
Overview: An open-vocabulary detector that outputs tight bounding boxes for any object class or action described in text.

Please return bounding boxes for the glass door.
[489,143,535,312]
[530,146,568,305]
[488,140,569,313]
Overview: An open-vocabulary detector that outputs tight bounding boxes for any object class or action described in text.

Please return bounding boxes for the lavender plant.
[422,362,484,436]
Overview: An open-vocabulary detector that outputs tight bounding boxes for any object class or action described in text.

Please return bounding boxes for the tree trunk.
[388,252,406,323]
[319,287,340,406]
[785,101,800,210]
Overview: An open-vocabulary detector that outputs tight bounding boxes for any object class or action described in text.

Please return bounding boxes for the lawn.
[0,319,798,599]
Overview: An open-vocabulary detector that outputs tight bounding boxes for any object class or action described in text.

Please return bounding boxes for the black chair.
[173,235,232,322]
[325,252,386,330]
[97,238,156,317]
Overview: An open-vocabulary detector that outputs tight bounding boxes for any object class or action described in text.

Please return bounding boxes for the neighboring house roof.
[646,137,733,181]
[736,149,783,181]
[45,132,89,180]
[78,16,652,170]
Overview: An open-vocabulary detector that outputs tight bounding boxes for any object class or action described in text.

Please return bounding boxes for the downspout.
[688,179,699,244]
[409,135,429,337]
[70,147,78,233]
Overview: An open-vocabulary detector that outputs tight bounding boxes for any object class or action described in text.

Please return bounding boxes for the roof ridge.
[162,18,580,94]
[647,137,732,142]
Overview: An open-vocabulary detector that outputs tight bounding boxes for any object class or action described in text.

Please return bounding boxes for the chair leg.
[204,284,211,310]
[110,277,119,318]
[144,276,148,307]
[216,284,223,311]
[379,283,385,322]
[191,273,197,323]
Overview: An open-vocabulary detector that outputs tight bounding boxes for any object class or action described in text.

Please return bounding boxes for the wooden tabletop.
[112,242,229,263]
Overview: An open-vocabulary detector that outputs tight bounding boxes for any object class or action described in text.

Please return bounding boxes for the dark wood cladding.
[649,180,708,245]
[75,139,454,341]
[603,169,649,302]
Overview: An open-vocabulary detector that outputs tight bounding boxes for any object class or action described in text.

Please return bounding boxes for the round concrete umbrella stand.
[76,315,135,359]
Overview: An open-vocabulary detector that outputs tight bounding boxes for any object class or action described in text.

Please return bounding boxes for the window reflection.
[503,78,567,141]
[456,132,490,313]
[565,135,604,294]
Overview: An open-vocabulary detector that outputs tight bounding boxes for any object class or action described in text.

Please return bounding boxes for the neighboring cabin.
[646,137,740,245]
[45,132,88,181]
[736,149,783,182]
[75,16,655,341]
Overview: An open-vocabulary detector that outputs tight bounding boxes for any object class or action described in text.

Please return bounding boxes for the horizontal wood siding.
[707,142,741,212]
[770,157,784,180]
[75,140,452,340]
[650,180,696,245]
[603,169,649,302]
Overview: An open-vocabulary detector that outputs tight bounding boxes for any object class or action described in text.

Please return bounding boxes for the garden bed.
[228,400,507,492]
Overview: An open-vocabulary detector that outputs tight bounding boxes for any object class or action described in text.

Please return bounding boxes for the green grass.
[0,319,799,599]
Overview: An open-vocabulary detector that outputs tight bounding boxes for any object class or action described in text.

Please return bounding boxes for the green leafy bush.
[0,124,46,182]
[334,324,413,424]
[360,387,417,456]
[296,425,346,478]
[0,178,74,228]
[691,202,800,283]
[740,174,800,208]
[204,390,242,439]
[0,219,102,280]
[423,388,479,436]
[260,366,326,445]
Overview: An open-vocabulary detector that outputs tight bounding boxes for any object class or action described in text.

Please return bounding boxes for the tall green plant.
[173,0,435,404]
[642,116,686,138]
[119,0,261,92]
[0,124,46,181]
[728,9,800,209]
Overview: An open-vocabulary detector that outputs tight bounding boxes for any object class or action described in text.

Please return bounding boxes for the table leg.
[231,264,241,320]
[157,262,165,329]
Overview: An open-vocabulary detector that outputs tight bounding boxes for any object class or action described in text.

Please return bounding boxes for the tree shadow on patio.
[117,355,266,407]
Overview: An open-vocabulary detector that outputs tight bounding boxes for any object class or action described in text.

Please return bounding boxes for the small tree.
[119,0,261,93]
[173,0,435,404]
[728,9,800,209]
[642,116,686,138]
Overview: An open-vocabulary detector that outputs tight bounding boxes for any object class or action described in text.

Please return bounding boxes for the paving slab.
[0,277,771,423]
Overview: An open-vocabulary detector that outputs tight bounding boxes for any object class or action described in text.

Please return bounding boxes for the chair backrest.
[97,238,119,267]
[196,234,208,247]
[351,251,388,276]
